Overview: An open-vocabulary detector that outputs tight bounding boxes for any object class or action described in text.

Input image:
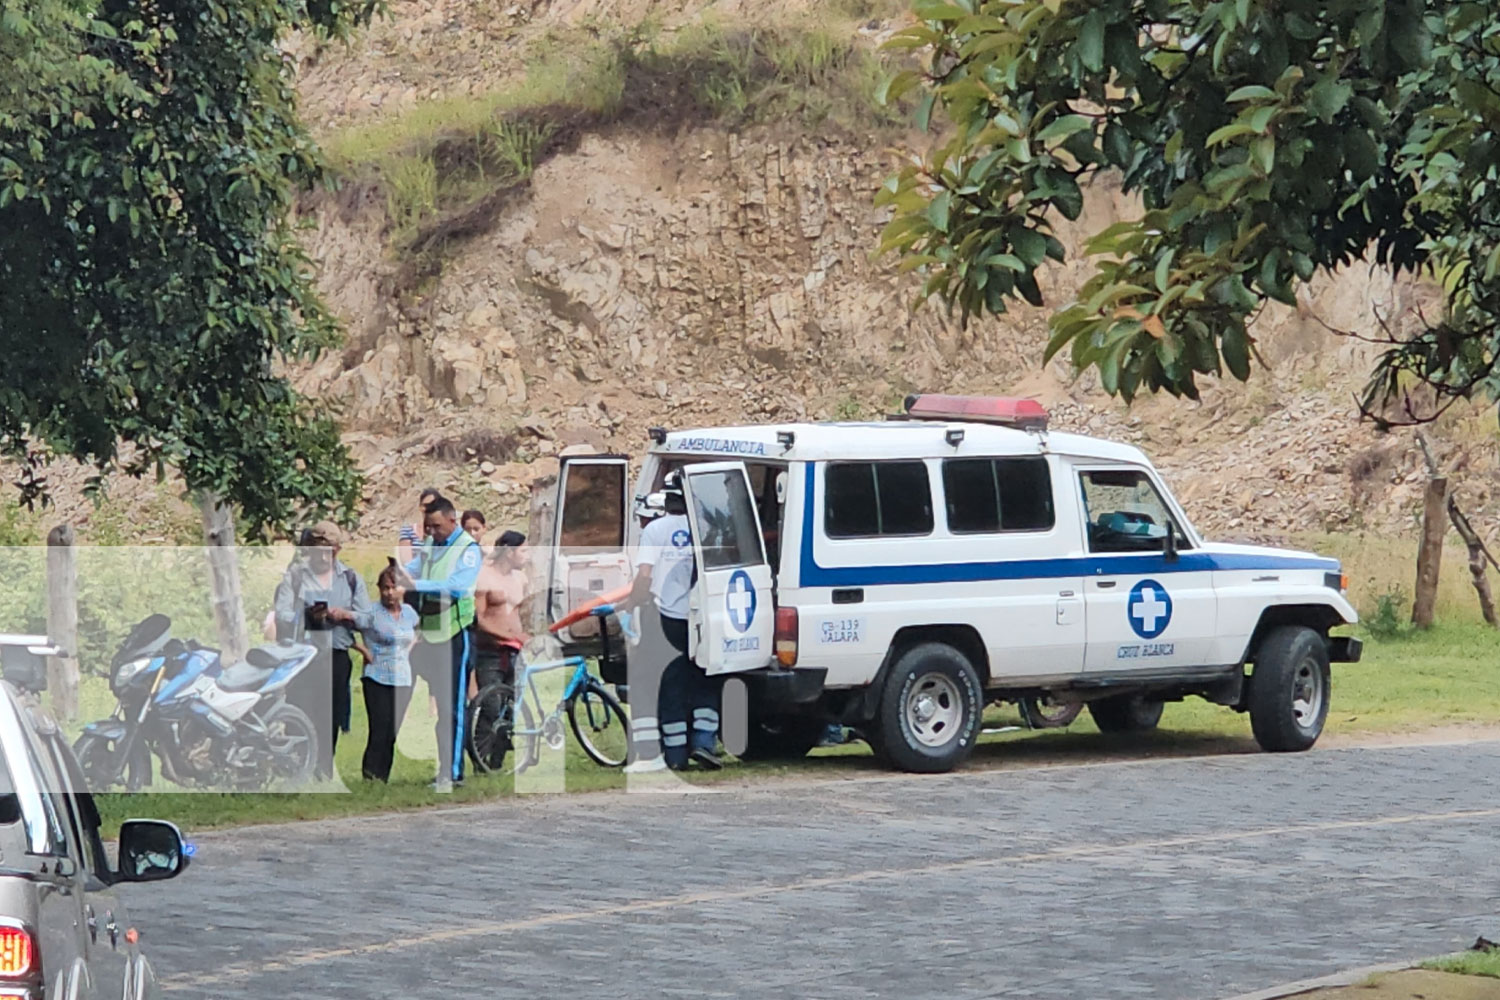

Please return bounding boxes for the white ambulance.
[547,395,1362,774]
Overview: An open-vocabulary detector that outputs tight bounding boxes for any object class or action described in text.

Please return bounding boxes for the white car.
[548,394,1362,773]
[0,635,189,998]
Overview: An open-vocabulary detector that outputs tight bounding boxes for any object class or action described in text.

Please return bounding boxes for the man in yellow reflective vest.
[403,495,482,792]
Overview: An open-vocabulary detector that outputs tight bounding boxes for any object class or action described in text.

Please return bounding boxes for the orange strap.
[549,584,633,632]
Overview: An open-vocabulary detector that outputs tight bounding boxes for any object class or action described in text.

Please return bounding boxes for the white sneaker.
[623,757,668,774]
[431,777,454,794]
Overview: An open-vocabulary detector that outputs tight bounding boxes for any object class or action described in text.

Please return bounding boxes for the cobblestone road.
[126,742,1500,999]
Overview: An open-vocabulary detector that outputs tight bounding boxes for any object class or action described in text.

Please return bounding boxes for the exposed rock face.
[294,117,1497,547]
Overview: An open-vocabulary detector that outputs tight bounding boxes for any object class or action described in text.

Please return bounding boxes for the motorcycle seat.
[216,660,277,693]
[217,645,301,693]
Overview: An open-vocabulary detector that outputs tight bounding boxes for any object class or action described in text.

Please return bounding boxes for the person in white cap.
[625,471,721,771]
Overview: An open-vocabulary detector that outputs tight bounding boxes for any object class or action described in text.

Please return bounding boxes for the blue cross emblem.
[670,529,690,548]
[1127,579,1172,639]
[726,569,756,633]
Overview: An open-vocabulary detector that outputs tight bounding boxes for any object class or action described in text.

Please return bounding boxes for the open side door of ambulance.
[548,455,630,644]
[680,462,775,676]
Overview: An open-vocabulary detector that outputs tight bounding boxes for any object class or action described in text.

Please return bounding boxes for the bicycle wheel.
[466,682,516,774]
[567,682,632,768]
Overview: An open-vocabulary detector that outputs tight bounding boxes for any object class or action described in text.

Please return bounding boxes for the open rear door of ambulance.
[548,455,630,645]
[680,462,775,676]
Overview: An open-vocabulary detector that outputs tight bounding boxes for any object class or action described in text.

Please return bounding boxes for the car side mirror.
[116,820,189,883]
[1163,524,1179,562]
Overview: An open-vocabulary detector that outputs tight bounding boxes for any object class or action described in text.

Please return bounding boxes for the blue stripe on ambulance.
[796,471,1338,588]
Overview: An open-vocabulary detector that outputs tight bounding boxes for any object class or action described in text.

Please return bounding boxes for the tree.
[878,0,1500,427]
[0,0,377,538]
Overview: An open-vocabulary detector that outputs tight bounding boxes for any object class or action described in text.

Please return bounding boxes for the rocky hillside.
[25,0,1500,554]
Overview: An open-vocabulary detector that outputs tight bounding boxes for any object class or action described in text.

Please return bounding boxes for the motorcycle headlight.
[112,656,154,689]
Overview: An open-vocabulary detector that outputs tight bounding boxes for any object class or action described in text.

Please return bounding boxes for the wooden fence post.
[201,494,249,662]
[1411,432,1447,629]
[45,525,79,721]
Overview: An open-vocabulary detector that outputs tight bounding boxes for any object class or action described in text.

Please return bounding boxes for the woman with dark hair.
[331,564,419,782]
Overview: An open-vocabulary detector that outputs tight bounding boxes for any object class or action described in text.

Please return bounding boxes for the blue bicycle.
[466,606,632,773]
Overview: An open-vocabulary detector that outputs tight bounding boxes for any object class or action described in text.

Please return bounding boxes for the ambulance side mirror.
[775,471,787,505]
[1163,523,1179,562]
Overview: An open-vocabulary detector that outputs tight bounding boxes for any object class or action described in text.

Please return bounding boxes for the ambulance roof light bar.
[902,394,1049,431]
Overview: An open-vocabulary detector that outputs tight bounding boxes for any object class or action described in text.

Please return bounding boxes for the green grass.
[1423,950,1500,979]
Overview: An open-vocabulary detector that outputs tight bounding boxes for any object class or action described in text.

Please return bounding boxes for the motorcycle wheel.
[262,702,319,787]
[1019,696,1083,730]
[73,731,153,792]
[72,732,122,792]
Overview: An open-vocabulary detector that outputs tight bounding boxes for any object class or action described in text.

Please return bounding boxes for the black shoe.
[690,748,723,770]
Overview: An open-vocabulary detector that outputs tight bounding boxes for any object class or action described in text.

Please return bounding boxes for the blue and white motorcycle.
[75,615,322,791]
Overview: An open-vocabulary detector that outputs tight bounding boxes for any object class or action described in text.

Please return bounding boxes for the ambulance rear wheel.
[876,643,983,774]
[1088,693,1164,733]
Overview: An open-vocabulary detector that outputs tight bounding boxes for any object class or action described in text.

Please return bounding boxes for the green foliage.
[0,0,377,537]
[489,121,553,181]
[880,0,1500,421]
[832,394,869,420]
[1365,585,1408,640]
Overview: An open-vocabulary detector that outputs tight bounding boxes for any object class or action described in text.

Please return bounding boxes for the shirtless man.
[472,530,531,691]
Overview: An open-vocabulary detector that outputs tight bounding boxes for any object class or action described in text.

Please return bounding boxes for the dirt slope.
[26,0,1500,554]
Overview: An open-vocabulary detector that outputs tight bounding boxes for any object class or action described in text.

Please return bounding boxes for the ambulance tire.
[1247,625,1329,752]
[876,643,983,774]
[736,713,825,762]
[1088,693,1164,733]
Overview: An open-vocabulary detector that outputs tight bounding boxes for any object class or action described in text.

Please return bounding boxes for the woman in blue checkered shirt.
[332,564,419,782]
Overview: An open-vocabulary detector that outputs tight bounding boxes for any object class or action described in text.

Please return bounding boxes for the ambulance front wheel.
[1247,625,1329,752]
[875,642,983,774]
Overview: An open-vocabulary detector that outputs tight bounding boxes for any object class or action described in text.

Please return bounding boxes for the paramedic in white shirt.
[625,471,722,771]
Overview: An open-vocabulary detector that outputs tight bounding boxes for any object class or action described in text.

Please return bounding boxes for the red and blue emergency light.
[902,394,1049,431]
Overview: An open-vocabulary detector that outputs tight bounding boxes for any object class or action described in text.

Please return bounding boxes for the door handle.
[1096,581,1117,589]
[1058,590,1075,598]
[85,905,97,944]
[831,588,863,605]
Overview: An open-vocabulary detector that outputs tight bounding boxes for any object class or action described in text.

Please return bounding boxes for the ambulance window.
[824,461,933,538]
[943,457,1054,533]
[558,463,625,552]
[687,470,764,571]
[1078,469,1191,553]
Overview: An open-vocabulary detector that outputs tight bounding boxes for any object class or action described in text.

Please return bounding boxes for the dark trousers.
[472,638,517,691]
[361,678,412,782]
[657,614,721,767]
[413,629,471,782]
[292,645,345,779]
[331,648,352,753]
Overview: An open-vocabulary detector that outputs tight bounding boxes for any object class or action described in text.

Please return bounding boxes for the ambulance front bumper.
[1328,636,1363,663]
